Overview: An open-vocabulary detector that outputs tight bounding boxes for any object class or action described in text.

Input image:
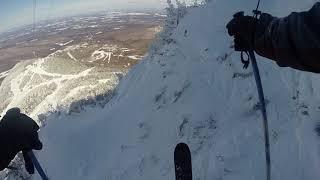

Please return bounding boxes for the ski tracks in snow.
[5,58,97,117]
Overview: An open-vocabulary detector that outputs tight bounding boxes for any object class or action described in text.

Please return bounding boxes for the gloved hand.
[0,108,43,174]
[226,12,257,51]
[22,132,43,174]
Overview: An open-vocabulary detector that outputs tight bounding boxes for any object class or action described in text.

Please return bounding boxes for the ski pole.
[248,50,271,180]
[234,2,271,179]
[27,151,49,180]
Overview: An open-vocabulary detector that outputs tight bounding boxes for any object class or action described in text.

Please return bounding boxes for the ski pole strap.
[248,50,271,180]
[27,151,49,180]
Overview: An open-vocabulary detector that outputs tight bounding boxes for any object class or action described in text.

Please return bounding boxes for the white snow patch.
[91,50,112,63]
[155,13,167,17]
[56,27,69,31]
[128,55,143,60]
[67,52,77,61]
[127,13,150,16]
[0,70,10,79]
[90,44,118,63]
[98,79,111,83]
[55,40,74,47]
[15,41,27,45]
[30,39,38,42]
[89,25,98,28]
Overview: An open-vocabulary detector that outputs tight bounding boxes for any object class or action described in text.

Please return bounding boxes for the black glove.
[0,108,43,174]
[226,12,257,51]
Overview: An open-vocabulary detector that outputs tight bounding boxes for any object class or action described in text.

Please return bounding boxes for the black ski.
[174,143,192,180]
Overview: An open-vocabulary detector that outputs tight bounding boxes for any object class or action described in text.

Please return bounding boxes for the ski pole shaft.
[27,151,49,180]
[248,50,271,180]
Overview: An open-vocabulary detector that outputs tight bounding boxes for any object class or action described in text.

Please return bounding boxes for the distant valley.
[0,11,165,73]
[0,11,165,117]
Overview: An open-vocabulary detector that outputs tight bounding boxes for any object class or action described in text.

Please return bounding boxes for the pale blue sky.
[0,0,168,32]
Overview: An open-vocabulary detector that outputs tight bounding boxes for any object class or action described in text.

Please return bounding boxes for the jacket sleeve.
[254,2,320,73]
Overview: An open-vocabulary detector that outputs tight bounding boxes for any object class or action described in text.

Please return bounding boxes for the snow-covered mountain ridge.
[0,55,121,121]
[3,0,320,179]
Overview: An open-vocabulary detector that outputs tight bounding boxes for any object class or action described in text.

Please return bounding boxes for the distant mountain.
[0,56,121,120]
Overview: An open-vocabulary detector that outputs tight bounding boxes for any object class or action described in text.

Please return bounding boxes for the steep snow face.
[5,0,320,180]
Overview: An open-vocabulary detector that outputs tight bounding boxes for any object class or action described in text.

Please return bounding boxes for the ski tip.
[174,143,193,180]
[175,143,190,152]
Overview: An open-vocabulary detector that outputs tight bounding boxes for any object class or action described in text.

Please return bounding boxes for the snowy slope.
[0,55,121,122]
[4,0,320,180]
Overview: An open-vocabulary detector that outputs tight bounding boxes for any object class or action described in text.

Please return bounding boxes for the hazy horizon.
[0,0,168,33]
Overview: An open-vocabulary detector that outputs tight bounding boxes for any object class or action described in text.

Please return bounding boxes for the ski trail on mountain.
[3,57,107,117]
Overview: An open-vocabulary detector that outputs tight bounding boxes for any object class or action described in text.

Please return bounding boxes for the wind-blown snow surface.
[8,0,320,179]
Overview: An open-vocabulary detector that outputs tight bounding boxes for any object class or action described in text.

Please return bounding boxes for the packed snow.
[91,50,113,63]
[2,0,320,180]
[0,70,10,79]
[127,13,151,16]
[55,40,74,47]
[128,55,144,60]
[67,52,78,61]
